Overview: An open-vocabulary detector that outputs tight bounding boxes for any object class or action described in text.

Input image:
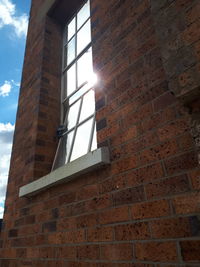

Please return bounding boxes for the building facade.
[0,0,200,266]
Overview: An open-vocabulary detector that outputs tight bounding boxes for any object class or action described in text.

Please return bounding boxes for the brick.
[59,192,76,206]
[153,91,176,112]
[158,119,189,141]
[76,213,98,228]
[189,169,200,190]
[42,221,56,233]
[111,155,138,175]
[110,125,137,147]
[139,139,179,165]
[77,245,100,260]
[95,96,105,111]
[112,186,145,206]
[145,174,190,199]
[99,174,126,194]
[87,226,114,242]
[165,151,198,175]
[135,241,178,262]
[180,240,200,261]
[151,217,191,238]
[99,206,130,225]
[85,194,112,211]
[126,162,164,187]
[57,217,76,231]
[178,133,194,151]
[98,264,154,267]
[101,243,133,261]
[186,2,200,24]
[97,118,107,131]
[173,192,200,215]
[131,199,171,219]
[56,246,76,259]
[115,222,150,241]
[76,184,99,201]
[142,106,175,133]
[195,39,200,60]
[8,229,18,238]
[182,20,200,45]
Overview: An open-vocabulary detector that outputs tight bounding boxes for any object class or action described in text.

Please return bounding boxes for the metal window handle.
[56,125,66,138]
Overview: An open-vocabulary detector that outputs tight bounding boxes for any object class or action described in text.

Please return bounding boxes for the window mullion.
[63,42,92,74]
[67,94,83,163]
[87,113,96,153]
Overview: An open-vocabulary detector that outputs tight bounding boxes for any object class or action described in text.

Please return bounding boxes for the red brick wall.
[0,0,199,266]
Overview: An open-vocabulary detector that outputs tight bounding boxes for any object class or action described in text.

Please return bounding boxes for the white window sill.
[19,147,110,197]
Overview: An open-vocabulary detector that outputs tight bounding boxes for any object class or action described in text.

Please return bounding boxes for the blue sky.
[0,0,31,217]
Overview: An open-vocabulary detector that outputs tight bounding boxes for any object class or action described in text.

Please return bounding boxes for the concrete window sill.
[19,147,110,197]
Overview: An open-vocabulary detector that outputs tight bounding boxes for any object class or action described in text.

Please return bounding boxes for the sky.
[0,0,31,218]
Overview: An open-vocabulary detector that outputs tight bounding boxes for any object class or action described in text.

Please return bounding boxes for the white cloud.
[11,79,20,87]
[0,122,14,218]
[0,0,28,38]
[0,80,12,97]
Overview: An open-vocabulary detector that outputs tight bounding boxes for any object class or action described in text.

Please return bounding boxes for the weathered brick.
[180,240,200,261]
[145,174,190,199]
[87,226,114,242]
[131,199,171,219]
[165,151,198,175]
[189,169,200,190]
[101,243,133,261]
[115,222,150,240]
[158,119,189,141]
[135,241,178,262]
[126,162,164,187]
[77,245,100,260]
[112,186,145,206]
[99,206,130,225]
[173,192,200,215]
[150,217,191,238]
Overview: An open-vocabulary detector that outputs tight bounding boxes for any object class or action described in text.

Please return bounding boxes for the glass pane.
[67,37,76,65]
[77,48,93,87]
[77,0,90,29]
[79,90,95,122]
[69,83,90,105]
[67,100,81,130]
[77,20,91,55]
[91,124,97,151]
[70,118,93,161]
[68,17,76,41]
[65,131,74,163]
[67,63,76,96]
[52,136,67,169]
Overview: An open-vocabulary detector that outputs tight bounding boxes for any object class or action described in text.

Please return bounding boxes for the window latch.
[57,125,65,138]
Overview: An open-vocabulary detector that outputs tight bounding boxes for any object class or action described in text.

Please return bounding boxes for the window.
[52,0,97,169]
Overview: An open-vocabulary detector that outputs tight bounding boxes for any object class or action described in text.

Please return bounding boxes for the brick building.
[0,0,200,266]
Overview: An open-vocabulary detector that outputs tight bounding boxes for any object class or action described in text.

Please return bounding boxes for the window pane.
[70,118,93,161]
[77,48,93,87]
[67,64,76,96]
[65,130,75,163]
[91,124,97,151]
[77,0,90,29]
[69,83,90,105]
[79,90,95,122]
[67,100,81,130]
[67,37,76,65]
[77,20,91,55]
[68,17,76,41]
